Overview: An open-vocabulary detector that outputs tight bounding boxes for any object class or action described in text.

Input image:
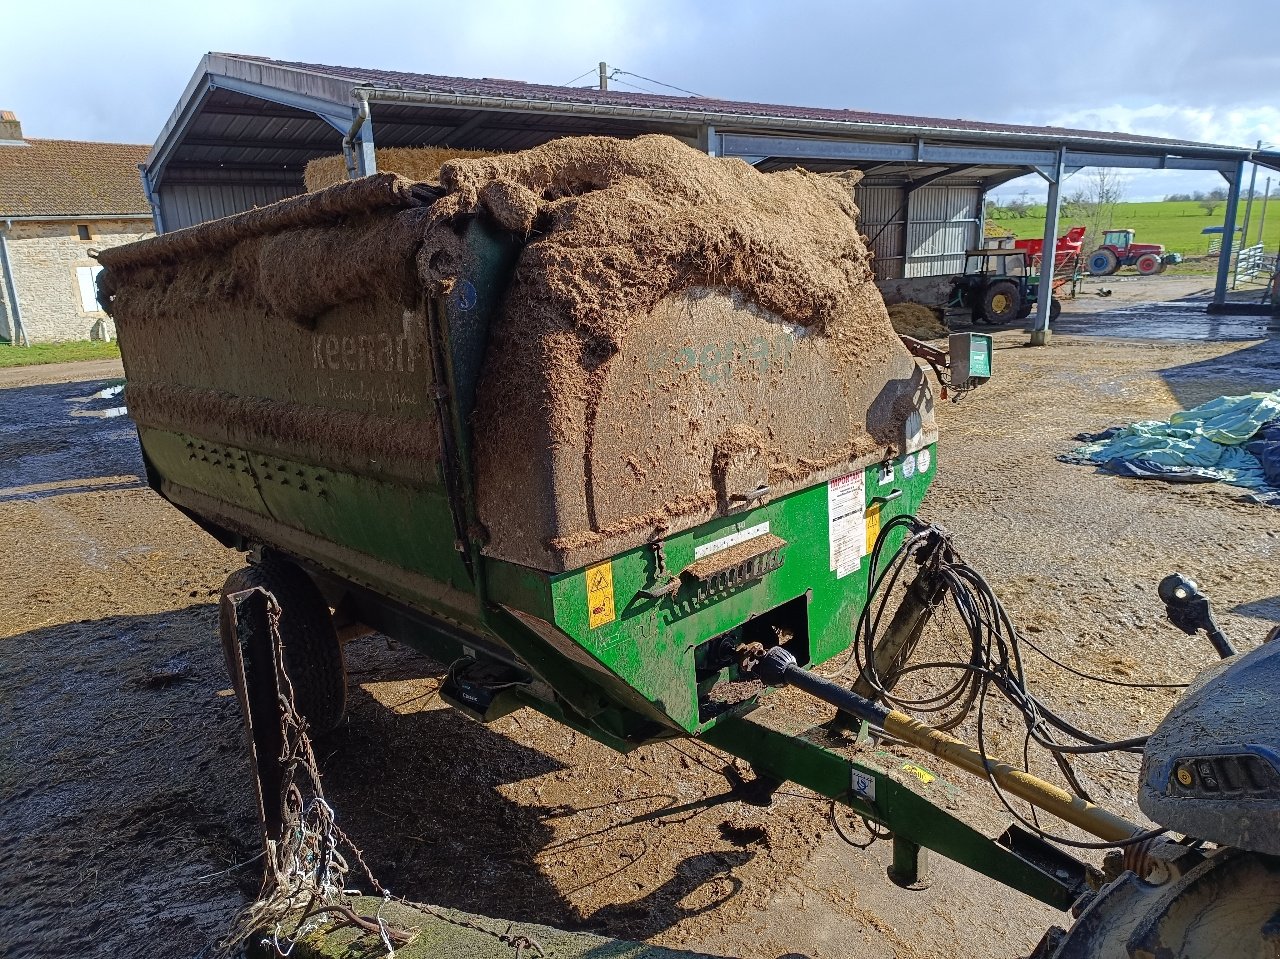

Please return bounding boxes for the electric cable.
[611,69,704,98]
[608,76,664,96]
[848,513,1181,849]
[560,68,597,87]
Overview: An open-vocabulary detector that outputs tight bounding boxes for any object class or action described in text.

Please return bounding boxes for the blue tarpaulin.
[1063,391,1280,500]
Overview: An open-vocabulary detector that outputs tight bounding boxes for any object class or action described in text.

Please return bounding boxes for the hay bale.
[304,146,501,192]
[887,301,949,340]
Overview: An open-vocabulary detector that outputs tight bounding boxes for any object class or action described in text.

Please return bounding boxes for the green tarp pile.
[1064,391,1280,500]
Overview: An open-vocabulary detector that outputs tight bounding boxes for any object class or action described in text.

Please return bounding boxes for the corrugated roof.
[0,138,150,217]
[229,54,1234,153]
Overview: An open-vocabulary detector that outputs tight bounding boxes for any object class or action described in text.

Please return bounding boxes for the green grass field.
[990,199,1280,260]
[0,340,121,368]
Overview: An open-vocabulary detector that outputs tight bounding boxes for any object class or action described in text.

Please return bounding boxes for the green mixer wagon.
[100,139,1278,955]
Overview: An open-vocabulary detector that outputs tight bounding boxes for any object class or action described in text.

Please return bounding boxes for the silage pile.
[304,146,500,192]
[98,134,915,564]
[427,135,890,425]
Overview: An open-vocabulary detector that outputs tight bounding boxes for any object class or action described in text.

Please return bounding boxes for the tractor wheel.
[1030,847,1280,959]
[1136,253,1163,276]
[981,281,1021,324]
[220,554,347,736]
[1088,248,1119,276]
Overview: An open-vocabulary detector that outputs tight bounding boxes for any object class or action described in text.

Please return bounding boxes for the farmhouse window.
[75,265,103,313]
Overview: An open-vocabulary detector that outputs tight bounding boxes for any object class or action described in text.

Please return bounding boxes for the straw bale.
[887,302,949,340]
[303,147,500,192]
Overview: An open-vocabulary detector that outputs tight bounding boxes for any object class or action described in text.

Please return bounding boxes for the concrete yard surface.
[1,294,1277,959]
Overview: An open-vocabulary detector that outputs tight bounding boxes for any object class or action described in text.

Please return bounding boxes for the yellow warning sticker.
[586,560,616,629]
[865,503,883,554]
[902,762,935,785]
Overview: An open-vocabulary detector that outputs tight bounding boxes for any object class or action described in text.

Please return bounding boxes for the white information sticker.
[902,456,917,479]
[852,770,876,802]
[917,448,932,474]
[694,522,770,560]
[828,471,866,579]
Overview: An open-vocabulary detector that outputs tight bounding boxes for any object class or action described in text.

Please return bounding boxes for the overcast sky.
[3,0,1277,201]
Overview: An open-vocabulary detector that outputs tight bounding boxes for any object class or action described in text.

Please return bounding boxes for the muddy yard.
[1,298,1277,959]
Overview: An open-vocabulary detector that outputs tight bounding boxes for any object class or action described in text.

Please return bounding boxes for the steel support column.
[697,124,717,156]
[138,164,165,234]
[355,114,377,176]
[0,223,29,347]
[343,93,377,180]
[1031,150,1066,346]
[1213,162,1244,306]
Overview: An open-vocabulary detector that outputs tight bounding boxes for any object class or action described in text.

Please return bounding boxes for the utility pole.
[598,62,609,91]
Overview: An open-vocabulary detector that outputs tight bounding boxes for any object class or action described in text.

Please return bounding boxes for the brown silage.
[98,134,920,567]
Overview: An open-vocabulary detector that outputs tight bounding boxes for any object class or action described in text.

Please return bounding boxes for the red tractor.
[1086,229,1174,276]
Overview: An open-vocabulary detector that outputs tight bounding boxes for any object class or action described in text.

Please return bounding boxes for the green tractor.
[948,249,1062,324]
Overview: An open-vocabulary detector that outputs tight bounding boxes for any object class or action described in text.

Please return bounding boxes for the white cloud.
[1033,104,1280,151]
[988,104,1280,203]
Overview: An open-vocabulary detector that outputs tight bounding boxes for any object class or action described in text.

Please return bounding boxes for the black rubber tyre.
[221,555,347,735]
[981,281,1022,324]
[1088,248,1119,276]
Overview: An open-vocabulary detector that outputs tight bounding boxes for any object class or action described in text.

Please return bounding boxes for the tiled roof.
[234,55,1231,153]
[0,138,150,218]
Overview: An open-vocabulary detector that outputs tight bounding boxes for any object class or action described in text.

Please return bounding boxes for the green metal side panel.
[485,447,937,738]
[138,428,481,626]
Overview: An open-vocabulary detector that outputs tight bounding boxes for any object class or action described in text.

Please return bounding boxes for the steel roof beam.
[723,135,1051,167]
[197,104,326,121]
[980,169,1035,191]
[905,165,971,193]
[720,134,1243,173]
[1064,151,1236,173]
[208,75,352,134]
[166,161,307,173]
[177,136,337,151]
[445,111,494,145]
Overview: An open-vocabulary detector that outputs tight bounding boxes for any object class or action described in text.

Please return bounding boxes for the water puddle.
[1056,300,1277,341]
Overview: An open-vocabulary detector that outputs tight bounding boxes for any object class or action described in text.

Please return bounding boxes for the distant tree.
[1164,192,1193,202]
[1198,195,1222,216]
[1065,169,1126,241]
[1005,191,1032,218]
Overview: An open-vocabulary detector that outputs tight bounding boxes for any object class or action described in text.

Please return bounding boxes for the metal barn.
[143,54,1280,313]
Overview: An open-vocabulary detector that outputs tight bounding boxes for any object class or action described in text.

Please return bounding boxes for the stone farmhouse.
[0,111,152,344]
